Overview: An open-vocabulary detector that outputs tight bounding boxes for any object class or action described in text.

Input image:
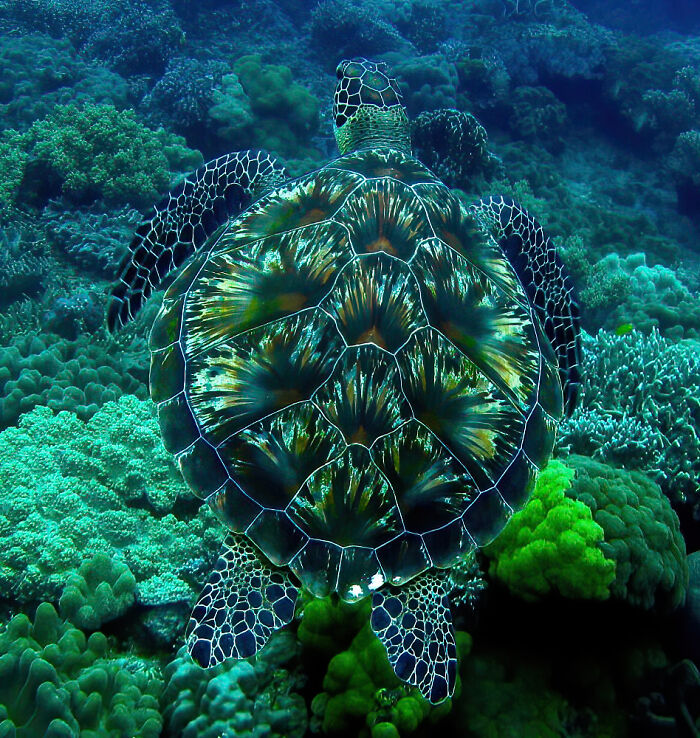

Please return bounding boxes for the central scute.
[150,148,561,603]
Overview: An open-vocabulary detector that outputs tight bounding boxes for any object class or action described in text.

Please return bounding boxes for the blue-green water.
[0,1,698,736]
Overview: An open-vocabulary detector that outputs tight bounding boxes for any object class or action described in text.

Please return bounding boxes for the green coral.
[564,455,688,613]
[58,553,136,630]
[3,103,202,210]
[484,460,616,601]
[209,55,320,160]
[311,607,462,737]
[0,395,220,607]
[0,602,163,738]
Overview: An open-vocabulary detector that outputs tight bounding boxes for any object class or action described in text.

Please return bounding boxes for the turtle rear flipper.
[107,150,287,332]
[473,196,582,416]
[371,572,457,704]
[186,533,298,667]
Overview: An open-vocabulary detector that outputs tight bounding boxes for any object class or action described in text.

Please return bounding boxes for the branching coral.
[559,329,700,518]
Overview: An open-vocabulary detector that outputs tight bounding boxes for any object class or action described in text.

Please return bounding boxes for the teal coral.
[559,329,700,517]
[0,395,221,606]
[0,602,162,738]
[484,460,616,602]
[564,455,689,613]
[0,331,149,429]
[58,553,136,631]
[161,632,307,738]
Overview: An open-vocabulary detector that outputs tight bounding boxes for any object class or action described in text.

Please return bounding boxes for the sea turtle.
[107,58,581,703]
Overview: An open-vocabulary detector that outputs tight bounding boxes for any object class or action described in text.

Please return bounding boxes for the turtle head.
[333,58,411,155]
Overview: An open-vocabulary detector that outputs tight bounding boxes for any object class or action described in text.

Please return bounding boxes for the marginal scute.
[149,295,184,351]
[376,532,432,586]
[209,481,262,533]
[522,404,558,470]
[423,518,475,569]
[331,149,437,186]
[289,540,343,598]
[156,393,199,455]
[336,546,385,602]
[495,451,537,511]
[462,488,512,546]
[150,343,186,404]
[246,510,308,567]
[177,438,228,498]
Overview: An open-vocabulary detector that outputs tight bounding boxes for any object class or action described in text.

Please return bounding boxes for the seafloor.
[0,0,698,736]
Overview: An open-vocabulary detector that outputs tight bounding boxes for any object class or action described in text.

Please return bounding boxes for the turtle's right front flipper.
[107,150,287,332]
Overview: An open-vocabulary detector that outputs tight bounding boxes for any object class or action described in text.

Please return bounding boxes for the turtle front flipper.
[472,195,582,416]
[371,572,457,704]
[107,150,288,332]
[186,533,298,667]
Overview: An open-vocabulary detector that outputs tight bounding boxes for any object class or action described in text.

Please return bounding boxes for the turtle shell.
[149,148,563,602]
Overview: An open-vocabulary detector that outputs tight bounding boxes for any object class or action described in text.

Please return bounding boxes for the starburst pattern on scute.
[416,183,524,303]
[217,403,345,509]
[334,177,433,260]
[187,310,342,444]
[312,346,409,446]
[397,328,523,491]
[412,238,539,411]
[330,149,437,186]
[288,445,402,548]
[151,154,566,594]
[321,254,426,351]
[371,422,477,533]
[184,220,353,357]
[231,167,362,246]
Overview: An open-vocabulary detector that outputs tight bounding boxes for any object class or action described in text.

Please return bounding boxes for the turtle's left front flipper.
[473,196,582,415]
[186,533,298,667]
[107,150,287,332]
[371,572,457,704]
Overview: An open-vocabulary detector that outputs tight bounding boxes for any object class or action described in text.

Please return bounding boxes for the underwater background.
[0,0,698,736]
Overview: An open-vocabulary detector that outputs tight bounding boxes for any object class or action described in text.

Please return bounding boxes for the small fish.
[615,323,634,336]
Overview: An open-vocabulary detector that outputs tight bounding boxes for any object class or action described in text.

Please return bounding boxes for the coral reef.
[0,331,148,428]
[564,456,688,613]
[0,395,221,605]
[484,460,616,602]
[161,631,307,738]
[0,602,163,738]
[559,330,700,520]
[58,553,137,631]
